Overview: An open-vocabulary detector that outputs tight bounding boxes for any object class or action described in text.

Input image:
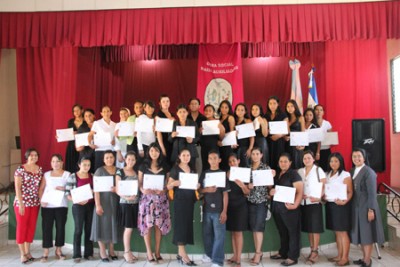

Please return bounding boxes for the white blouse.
[91,118,116,151]
[42,170,70,208]
[298,165,326,205]
[327,170,351,185]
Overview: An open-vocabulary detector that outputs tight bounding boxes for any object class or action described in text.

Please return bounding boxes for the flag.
[289,59,303,113]
[307,67,319,108]
[197,43,244,110]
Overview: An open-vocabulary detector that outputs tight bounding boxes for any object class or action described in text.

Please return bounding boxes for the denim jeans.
[202,212,226,266]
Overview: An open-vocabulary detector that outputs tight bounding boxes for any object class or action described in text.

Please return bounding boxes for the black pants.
[273,209,301,260]
[72,202,95,258]
[41,207,68,248]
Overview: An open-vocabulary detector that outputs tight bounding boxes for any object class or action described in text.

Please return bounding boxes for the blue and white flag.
[307,67,318,108]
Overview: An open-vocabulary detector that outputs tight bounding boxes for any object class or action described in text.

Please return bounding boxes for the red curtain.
[16,48,78,170]
[2,1,400,48]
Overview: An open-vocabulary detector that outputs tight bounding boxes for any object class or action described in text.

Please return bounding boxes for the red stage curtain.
[16,48,78,170]
[2,1,400,48]
[323,39,390,184]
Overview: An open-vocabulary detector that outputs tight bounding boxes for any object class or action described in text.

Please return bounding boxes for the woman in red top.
[14,148,43,264]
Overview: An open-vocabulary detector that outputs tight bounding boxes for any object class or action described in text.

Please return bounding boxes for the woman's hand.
[171,131,178,138]
[186,137,193,143]
[245,148,251,158]
[18,203,25,216]
[368,209,375,222]
[110,186,116,193]
[41,202,48,207]
[334,199,346,206]
[309,197,320,203]
[248,183,254,190]
[55,186,65,191]
[285,203,298,210]
[269,188,276,196]
[78,200,88,205]
[96,205,104,216]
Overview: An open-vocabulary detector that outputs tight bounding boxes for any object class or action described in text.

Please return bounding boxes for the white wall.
[0,49,19,187]
[0,0,388,12]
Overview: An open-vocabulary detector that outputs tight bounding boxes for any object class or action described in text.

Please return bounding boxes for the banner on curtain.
[307,66,319,108]
[197,43,244,111]
[289,59,303,113]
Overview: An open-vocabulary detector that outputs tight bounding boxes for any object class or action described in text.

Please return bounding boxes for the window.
[391,56,400,133]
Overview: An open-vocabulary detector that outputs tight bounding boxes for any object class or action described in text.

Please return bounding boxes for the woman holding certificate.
[90,151,120,262]
[350,148,384,267]
[285,100,305,169]
[167,148,199,266]
[76,109,96,173]
[314,105,332,171]
[247,147,272,266]
[265,96,288,170]
[324,152,353,266]
[114,107,131,168]
[39,154,70,262]
[156,94,175,165]
[234,103,254,167]
[138,142,171,263]
[250,104,269,165]
[169,104,199,169]
[303,108,320,160]
[137,101,156,158]
[65,157,95,263]
[218,100,236,171]
[269,153,303,267]
[199,104,225,171]
[89,105,116,170]
[65,104,86,173]
[298,151,326,264]
[14,148,43,264]
[116,151,139,263]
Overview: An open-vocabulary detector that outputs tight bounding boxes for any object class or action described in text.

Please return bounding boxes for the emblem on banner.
[204,78,233,111]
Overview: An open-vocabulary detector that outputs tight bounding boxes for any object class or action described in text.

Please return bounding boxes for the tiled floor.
[0,243,399,267]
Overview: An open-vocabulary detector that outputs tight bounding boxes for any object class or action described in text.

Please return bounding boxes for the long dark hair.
[327,152,346,175]
[285,99,302,119]
[265,96,282,118]
[234,103,250,123]
[250,103,264,120]
[217,100,234,118]
[142,142,165,169]
[303,108,319,128]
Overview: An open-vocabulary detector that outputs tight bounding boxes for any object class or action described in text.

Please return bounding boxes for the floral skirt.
[138,193,171,236]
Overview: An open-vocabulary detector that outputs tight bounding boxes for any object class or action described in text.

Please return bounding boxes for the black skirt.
[301,204,324,233]
[227,198,249,232]
[326,201,351,231]
[248,202,267,232]
[173,198,195,245]
[118,203,138,228]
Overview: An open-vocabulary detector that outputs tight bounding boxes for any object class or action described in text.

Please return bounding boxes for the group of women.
[13,95,384,267]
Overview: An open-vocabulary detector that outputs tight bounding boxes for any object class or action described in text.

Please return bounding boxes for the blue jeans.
[203,212,226,266]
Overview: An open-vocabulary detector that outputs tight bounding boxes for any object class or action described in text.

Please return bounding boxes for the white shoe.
[202,255,212,263]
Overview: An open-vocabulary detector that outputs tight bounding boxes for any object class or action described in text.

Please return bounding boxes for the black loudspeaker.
[352,119,385,172]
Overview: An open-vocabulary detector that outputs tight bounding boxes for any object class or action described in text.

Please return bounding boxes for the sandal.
[40,256,48,263]
[156,255,164,263]
[250,252,263,266]
[21,255,30,264]
[306,250,319,264]
[226,258,236,264]
[124,251,137,263]
[55,251,66,260]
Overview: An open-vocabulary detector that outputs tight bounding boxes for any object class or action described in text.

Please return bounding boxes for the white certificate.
[204,172,226,188]
[305,182,323,199]
[274,185,296,204]
[176,126,195,138]
[307,128,324,143]
[321,132,339,146]
[222,131,237,146]
[325,183,347,201]
[41,189,65,206]
[269,121,288,135]
[75,132,90,147]
[202,120,220,135]
[118,122,135,136]
[290,132,309,146]
[70,184,93,204]
[93,175,114,192]
[47,177,66,189]
[118,180,138,196]
[252,169,274,186]
[179,172,199,190]
[135,116,154,133]
[56,128,74,142]
[229,167,251,183]
[143,174,165,190]
[155,117,174,133]
[94,131,112,147]
[253,118,260,130]
[235,123,256,139]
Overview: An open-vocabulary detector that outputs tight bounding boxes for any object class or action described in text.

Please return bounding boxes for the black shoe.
[148,256,157,264]
[110,255,118,261]
[361,260,372,267]
[271,254,285,260]
[280,259,298,266]
[84,256,94,260]
[101,257,110,262]
[353,259,365,265]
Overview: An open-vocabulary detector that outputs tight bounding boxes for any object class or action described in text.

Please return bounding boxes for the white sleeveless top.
[42,170,70,208]
[298,165,326,205]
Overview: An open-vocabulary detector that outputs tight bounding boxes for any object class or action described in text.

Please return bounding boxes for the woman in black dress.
[303,108,320,160]
[76,109,96,173]
[226,153,250,267]
[265,96,288,170]
[234,103,254,167]
[156,94,175,166]
[66,104,86,173]
[285,100,305,169]
[218,100,236,171]
[199,104,225,172]
[269,153,303,267]
[167,148,199,266]
[169,104,199,170]
[250,104,269,165]
[324,152,353,266]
